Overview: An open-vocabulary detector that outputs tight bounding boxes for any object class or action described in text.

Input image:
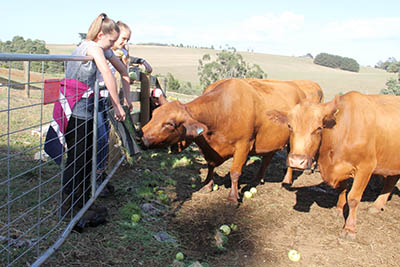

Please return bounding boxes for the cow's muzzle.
[133,128,148,150]
[140,137,149,149]
[136,128,143,138]
[287,153,313,170]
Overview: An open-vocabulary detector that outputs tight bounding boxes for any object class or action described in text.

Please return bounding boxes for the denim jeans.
[97,97,110,171]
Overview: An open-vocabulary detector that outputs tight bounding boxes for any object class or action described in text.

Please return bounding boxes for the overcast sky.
[2,0,399,66]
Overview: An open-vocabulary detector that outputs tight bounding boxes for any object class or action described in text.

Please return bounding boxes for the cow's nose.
[136,128,143,138]
[287,153,312,170]
[140,136,149,149]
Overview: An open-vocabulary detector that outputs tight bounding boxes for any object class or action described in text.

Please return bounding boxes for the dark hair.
[116,21,131,34]
[87,13,120,41]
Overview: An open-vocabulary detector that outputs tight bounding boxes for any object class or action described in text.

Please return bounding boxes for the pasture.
[46,44,397,101]
[2,47,399,266]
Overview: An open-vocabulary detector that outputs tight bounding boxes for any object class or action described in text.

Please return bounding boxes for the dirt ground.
[167,154,400,267]
[40,146,400,267]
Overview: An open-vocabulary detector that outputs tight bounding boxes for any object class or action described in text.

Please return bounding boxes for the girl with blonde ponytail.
[58,13,132,221]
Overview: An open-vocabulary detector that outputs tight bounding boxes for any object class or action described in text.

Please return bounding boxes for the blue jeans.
[97,97,110,171]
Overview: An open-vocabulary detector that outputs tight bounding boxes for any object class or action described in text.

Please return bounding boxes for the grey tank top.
[66,40,113,119]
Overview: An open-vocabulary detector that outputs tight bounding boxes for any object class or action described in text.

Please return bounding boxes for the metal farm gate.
[0,53,154,266]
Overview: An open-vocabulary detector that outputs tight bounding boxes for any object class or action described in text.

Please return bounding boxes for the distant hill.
[46,44,397,101]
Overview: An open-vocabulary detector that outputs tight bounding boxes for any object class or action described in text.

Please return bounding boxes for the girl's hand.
[113,104,126,121]
[124,98,133,112]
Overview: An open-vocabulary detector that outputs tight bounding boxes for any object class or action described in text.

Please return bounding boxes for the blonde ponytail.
[87,13,120,41]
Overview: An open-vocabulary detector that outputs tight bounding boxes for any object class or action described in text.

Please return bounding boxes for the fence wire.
[0,53,134,266]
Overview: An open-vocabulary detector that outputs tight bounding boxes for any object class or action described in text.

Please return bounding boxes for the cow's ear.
[183,119,208,138]
[265,110,288,125]
[323,95,339,128]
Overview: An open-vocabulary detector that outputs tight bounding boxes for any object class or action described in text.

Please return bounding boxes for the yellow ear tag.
[334,109,340,116]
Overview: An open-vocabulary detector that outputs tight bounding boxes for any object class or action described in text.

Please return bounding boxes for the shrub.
[164,73,202,95]
[387,62,400,73]
[380,77,400,95]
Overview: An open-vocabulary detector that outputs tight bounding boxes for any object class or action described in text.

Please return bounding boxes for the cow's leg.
[282,145,293,185]
[336,180,348,216]
[343,168,373,237]
[369,175,400,213]
[282,167,293,185]
[228,146,250,203]
[199,164,215,193]
[253,152,274,184]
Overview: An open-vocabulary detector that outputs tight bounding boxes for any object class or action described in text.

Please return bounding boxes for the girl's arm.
[87,46,126,121]
[109,55,133,111]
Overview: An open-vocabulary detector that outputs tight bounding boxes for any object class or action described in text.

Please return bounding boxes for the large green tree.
[198,50,266,87]
[375,57,397,70]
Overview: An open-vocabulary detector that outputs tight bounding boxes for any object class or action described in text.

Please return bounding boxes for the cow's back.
[194,78,312,155]
[290,80,324,103]
[203,78,323,104]
[198,78,308,117]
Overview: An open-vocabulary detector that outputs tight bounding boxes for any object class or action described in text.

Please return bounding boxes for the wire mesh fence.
[0,53,148,266]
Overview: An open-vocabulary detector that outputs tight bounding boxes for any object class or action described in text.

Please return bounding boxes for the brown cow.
[266,91,400,237]
[142,78,323,203]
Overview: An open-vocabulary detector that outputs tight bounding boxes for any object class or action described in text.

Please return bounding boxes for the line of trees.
[0,36,64,73]
[313,52,360,72]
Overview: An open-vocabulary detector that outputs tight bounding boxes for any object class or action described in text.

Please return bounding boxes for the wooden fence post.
[163,78,167,93]
[139,73,150,126]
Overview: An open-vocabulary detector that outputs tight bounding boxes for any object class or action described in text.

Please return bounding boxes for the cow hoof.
[227,195,239,204]
[303,169,313,175]
[340,230,356,240]
[281,182,292,190]
[333,208,344,217]
[281,177,292,185]
[198,185,213,194]
[368,205,384,214]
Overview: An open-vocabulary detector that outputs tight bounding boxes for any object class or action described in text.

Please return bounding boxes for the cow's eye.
[313,127,322,134]
[287,124,293,131]
[163,121,176,130]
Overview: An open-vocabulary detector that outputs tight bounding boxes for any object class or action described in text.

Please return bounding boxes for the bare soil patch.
[166,155,400,266]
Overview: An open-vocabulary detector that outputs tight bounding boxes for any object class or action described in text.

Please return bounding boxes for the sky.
[2,0,399,66]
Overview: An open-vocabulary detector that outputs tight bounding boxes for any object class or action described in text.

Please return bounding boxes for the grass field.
[46,44,397,101]
[2,46,400,266]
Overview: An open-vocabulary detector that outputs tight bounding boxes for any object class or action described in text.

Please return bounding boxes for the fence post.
[24,61,30,97]
[163,77,167,93]
[140,73,150,126]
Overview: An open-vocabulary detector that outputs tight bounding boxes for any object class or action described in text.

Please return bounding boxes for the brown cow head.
[266,97,338,170]
[141,101,208,149]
